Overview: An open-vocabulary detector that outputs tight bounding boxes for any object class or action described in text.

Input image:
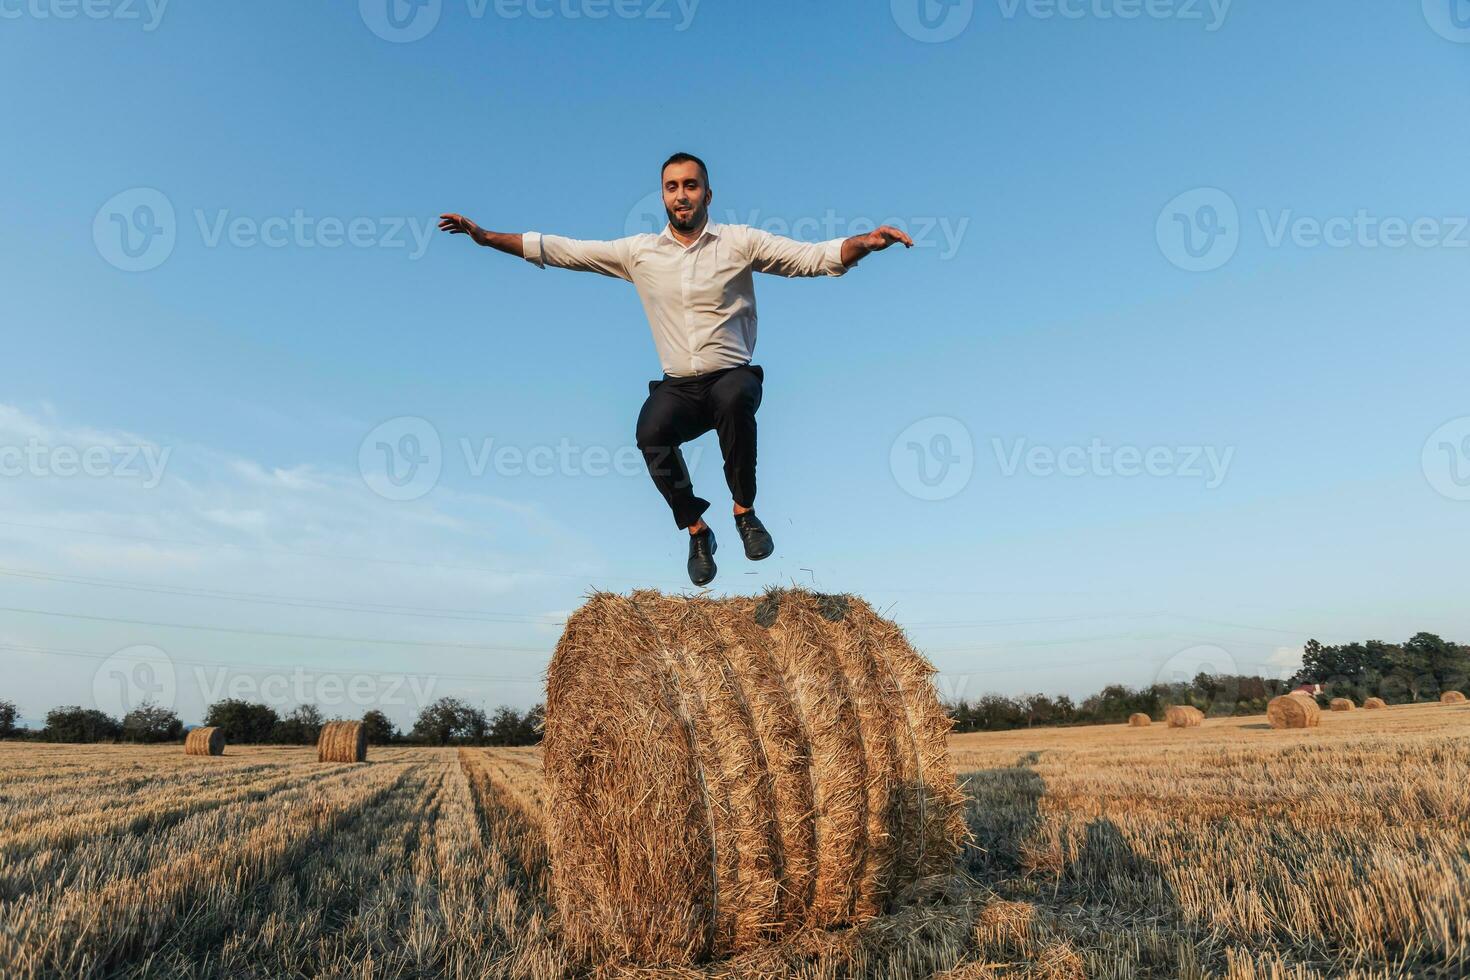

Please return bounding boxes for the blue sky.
[3,1,1469,727]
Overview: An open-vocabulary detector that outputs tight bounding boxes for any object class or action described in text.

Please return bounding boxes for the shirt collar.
[660,217,721,248]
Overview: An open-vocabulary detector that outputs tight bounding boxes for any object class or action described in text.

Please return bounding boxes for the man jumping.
[439,152,912,586]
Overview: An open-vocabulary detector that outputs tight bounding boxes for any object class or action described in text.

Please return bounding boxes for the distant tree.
[410,697,488,745]
[487,705,543,746]
[1405,632,1469,698]
[121,701,183,743]
[44,706,122,743]
[360,709,398,745]
[0,699,17,738]
[204,699,279,744]
[271,704,325,745]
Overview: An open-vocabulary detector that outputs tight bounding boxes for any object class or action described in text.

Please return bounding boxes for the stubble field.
[2,703,1466,979]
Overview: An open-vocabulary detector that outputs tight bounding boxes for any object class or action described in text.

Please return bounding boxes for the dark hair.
[661,151,709,186]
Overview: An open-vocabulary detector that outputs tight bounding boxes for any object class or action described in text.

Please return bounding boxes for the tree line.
[0,696,544,747]
[949,631,1469,732]
[4,632,1464,742]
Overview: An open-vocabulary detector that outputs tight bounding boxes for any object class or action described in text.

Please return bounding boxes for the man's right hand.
[438,213,484,244]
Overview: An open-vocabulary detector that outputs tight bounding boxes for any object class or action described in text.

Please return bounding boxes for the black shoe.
[733,509,774,561]
[687,524,717,586]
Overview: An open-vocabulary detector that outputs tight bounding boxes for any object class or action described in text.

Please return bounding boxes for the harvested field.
[1,703,1467,978]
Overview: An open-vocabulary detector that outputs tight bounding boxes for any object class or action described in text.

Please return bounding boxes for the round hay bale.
[317,720,366,763]
[1127,713,1151,728]
[184,726,224,756]
[1164,705,1203,728]
[1363,697,1387,710]
[1267,694,1320,729]
[544,587,967,965]
[1329,697,1355,712]
[1442,691,1467,705]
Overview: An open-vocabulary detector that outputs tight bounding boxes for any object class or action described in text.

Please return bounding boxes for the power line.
[0,566,566,625]
[0,643,544,684]
[0,606,552,654]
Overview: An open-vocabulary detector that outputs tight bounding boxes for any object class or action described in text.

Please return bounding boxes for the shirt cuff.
[522,231,545,268]
[823,237,850,276]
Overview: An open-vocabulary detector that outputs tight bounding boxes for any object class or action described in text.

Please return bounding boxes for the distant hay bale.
[1267,694,1320,729]
[544,587,968,965]
[1329,698,1355,712]
[317,721,366,763]
[1442,691,1467,705]
[1164,705,1203,728]
[1363,697,1386,709]
[1127,713,1151,728]
[184,726,224,756]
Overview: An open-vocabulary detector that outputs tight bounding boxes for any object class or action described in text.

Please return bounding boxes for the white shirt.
[522,220,851,377]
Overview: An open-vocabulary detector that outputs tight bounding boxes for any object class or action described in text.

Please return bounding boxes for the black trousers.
[635,362,764,529]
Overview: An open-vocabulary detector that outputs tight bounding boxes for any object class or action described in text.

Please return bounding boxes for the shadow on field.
[959,751,1046,877]
[1240,723,1272,730]
[959,751,1183,919]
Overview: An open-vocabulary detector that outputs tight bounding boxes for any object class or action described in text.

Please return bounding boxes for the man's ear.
[704,187,713,207]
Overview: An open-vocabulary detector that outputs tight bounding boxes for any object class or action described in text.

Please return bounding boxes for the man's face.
[661,160,711,234]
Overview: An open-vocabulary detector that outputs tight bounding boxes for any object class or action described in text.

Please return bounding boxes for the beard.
[666,200,707,233]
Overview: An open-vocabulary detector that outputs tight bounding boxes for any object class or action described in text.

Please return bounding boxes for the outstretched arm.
[747,223,914,277]
[439,213,525,257]
[439,213,632,280]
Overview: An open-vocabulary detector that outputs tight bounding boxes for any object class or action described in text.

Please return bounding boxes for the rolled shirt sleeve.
[745,226,851,278]
[522,232,634,281]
